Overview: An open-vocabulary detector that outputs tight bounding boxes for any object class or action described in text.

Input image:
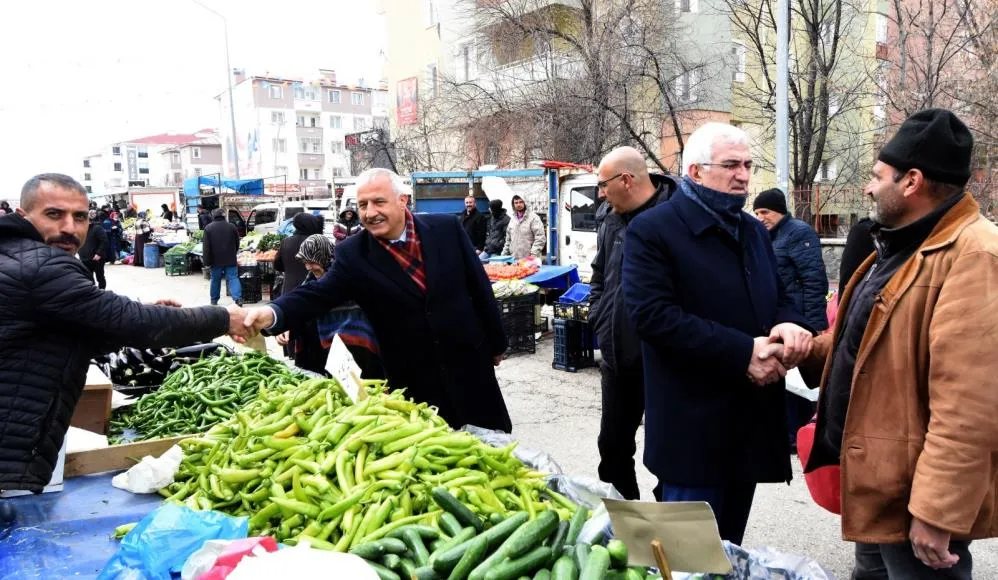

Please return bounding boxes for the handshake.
[224,305,279,342]
[747,322,813,386]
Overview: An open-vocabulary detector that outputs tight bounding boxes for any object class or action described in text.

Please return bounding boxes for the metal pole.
[191,0,240,179]
[775,0,790,210]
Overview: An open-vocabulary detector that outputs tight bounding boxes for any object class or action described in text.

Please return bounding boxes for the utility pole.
[776,0,790,211]
[192,0,240,179]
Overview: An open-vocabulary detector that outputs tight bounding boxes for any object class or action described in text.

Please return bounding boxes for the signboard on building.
[126,146,138,181]
[397,77,418,126]
[264,183,302,195]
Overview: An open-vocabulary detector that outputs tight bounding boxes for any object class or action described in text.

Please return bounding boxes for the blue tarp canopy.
[183,176,264,197]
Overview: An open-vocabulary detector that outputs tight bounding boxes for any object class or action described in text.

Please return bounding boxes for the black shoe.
[236,300,244,307]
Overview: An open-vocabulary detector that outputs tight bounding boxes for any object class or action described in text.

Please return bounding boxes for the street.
[106,263,998,578]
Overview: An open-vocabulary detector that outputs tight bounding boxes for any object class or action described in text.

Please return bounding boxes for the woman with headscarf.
[132,211,153,267]
[274,213,324,299]
[277,234,383,378]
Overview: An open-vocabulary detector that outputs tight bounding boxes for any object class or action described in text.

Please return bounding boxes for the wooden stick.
[651,539,674,580]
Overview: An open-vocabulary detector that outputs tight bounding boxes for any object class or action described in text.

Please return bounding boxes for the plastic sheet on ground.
[671,542,836,580]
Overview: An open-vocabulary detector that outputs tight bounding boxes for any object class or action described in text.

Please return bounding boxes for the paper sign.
[325,335,366,402]
[785,367,818,402]
[603,499,733,574]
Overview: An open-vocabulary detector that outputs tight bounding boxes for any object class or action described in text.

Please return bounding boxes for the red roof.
[126,133,203,145]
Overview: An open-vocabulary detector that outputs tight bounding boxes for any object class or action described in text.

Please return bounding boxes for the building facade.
[159,133,223,187]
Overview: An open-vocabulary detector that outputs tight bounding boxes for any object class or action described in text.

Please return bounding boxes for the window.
[85,185,92,193]
[112,146,121,155]
[269,84,283,99]
[113,162,122,171]
[328,89,341,104]
[455,42,478,82]
[273,138,287,153]
[731,43,746,83]
[424,0,438,26]
[194,168,202,177]
[569,186,602,232]
[83,159,90,168]
[139,167,149,175]
[299,168,320,180]
[675,0,699,14]
[297,114,319,127]
[271,111,285,124]
[294,85,318,101]
[192,147,202,159]
[424,64,438,98]
[817,160,838,182]
[351,92,364,105]
[876,13,888,44]
[137,146,148,158]
[485,142,499,165]
[354,117,368,131]
[676,69,700,103]
[331,141,345,154]
[171,152,180,164]
[250,209,277,226]
[173,172,182,184]
[84,173,91,181]
[332,167,345,177]
[300,138,321,153]
[329,115,342,128]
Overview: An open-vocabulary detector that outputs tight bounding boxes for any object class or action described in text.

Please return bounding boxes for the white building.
[159,131,223,187]
[218,69,389,197]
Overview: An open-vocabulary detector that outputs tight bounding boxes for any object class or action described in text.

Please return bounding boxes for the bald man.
[588,147,677,499]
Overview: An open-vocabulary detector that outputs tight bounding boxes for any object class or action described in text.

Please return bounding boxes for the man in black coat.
[622,123,813,544]
[588,147,676,500]
[483,199,510,257]
[274,213,324,298]
[244,168,512,432]
[197,205,212,230]
[79,212,109,289]
[0,174,250,493]
[459,195,488,252]
[203,208,242,306]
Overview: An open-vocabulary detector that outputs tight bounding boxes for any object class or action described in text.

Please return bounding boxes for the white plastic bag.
[226,542,379,580]
[111,445,184,494]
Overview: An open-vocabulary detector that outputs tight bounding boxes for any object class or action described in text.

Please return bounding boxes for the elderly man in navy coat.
[622,122,813,544]
[243,168,512,433]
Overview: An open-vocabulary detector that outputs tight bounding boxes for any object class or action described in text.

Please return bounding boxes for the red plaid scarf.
[375,210,427,294]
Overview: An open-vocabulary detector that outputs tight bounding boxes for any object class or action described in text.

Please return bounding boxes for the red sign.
[397,77,418,126]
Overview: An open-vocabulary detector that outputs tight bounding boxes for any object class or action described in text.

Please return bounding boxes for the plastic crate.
[241,287,263,304]
[559,283,591,304]
[498,293,537,316]
[506,329,536,354]
[553,303,575,319]
[163,253,190,276]
[238,265,260,279]
[552,318,595,372]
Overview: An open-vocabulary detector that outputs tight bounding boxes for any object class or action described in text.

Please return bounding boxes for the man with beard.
[459,195,488,252]
[0,173,252,494]
[242,168,512,432]
[801,109,998,579]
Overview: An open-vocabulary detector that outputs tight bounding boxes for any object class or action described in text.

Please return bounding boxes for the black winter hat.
[489,199,503,212]
[878,108,974,186]
[753,188,788,214]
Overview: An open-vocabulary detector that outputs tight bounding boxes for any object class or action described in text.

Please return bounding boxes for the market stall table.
[0,472,162,579]
[522,264,580,290]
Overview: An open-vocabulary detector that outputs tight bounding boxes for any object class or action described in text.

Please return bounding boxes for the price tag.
[325,334,366,402]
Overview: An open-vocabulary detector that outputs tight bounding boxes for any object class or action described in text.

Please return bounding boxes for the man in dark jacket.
[79,212,109,289]
[243,168,512,432]
[333,205,362,241]
[203,208,242,306]
[0,173,249,493]
[197,205,212,230]
[275,213,324,298]
[459,196,488,252]
[752,188,829,451]
[588,146,676,500]
[483,199,510,257]
[622,123,813,543]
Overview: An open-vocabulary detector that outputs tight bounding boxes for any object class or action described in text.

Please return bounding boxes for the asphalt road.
[106,263,998,578]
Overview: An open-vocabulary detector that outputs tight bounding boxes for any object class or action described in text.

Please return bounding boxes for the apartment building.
[217,69,389,196]
[81,131,217,197]
[159,131,223,187]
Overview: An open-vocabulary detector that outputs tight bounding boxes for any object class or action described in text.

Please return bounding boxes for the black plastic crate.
[498,294,537,315]
[238,265,260,279]
[506,329,536,354]
[241,287,263,304]
[552,318,595,372]
[553,302,575,319]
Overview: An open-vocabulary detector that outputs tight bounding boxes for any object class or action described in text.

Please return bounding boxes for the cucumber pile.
[352,507,662,580]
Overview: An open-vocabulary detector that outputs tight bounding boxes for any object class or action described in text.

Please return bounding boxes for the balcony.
[298,153,325,167]
[475,53,583,93]
[296,125,324,139]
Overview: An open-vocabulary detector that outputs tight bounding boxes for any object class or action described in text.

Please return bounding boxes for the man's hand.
[226,304,256,343]
[154,299,183,307]
[747,337,787,386]
[243,307,276,335]
[94,254,102,262]
[910,517,960,569]
[768,323,813,368]
[493,354,503,367]
[276,331,290,346]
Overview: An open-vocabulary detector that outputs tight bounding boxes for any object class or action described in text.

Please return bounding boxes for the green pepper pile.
[109,351,305,443]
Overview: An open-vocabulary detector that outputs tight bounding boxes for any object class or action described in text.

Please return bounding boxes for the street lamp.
[191,0,240,179]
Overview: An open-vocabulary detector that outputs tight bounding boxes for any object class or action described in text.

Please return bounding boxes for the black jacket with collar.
[79,221,109,262]
[0,213,229,491]
[202,214,240,268]
[460,208,488,251]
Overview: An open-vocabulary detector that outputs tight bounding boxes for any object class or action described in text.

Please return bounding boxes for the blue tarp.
[522,264,580,290]
[182,176,264,198]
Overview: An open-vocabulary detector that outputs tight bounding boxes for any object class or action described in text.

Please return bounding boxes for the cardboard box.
[71,365,113,434]
[65,434,191,478]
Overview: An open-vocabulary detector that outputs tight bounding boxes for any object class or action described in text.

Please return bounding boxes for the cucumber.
[503,510,559,559]
[382,553,403,571]
[534,570,552,580]
[366,560,402,580]
[547,521,569,565]
[447,534,489,580]
[440,512,464,536]
[606,539,628,569]
[414,566,441,579]
[551,555,578,580]
[469,515,537,580]
[433,486,485,533]
[484,546,553,580]
[381,538,410,554]
[351,537,408,560]
[400,557,419,579]
[579,546,611,580]
[389,524,442,541]
[489,512,505,526]
[436,513,530,573]
[565,506,587,545]
[573,544,590,573]
[403,528,432,566]
[430,527,477,567]
[431,539,445,552]
[604,572,626,580]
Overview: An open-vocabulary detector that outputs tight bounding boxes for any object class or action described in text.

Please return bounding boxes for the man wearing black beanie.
[799,109,998,578]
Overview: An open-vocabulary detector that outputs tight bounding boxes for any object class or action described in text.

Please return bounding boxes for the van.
[245,201,337,236]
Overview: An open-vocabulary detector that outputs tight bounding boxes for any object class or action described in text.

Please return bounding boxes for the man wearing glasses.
[621,122,813,543]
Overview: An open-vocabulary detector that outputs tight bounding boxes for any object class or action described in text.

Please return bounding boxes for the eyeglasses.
[700,160,753,171]
[597,173,630,189]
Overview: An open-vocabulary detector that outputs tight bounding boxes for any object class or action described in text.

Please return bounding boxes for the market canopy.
[183,176,264,197]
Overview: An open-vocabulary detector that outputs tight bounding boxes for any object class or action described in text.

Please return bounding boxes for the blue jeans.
[654,481,757,545]
[210,266,241,304]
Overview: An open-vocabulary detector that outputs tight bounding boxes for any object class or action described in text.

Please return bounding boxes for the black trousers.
[83,259,106,289]
[852,541,973,579]
[597,360,645,500]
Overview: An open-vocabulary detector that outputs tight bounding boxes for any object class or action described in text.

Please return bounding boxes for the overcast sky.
[0,0,385,198]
